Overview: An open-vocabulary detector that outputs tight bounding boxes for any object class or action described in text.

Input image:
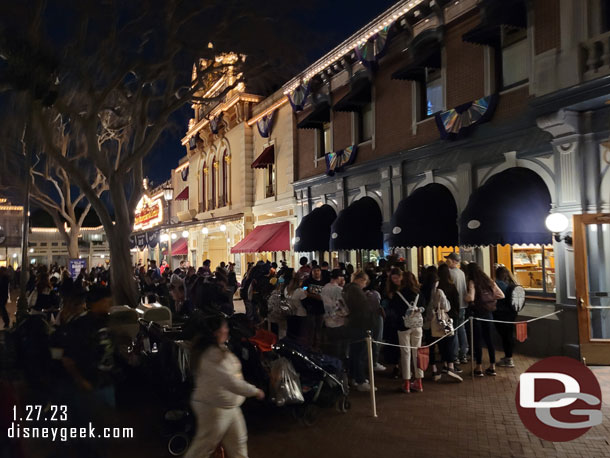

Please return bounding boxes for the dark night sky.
[144,0,397,186]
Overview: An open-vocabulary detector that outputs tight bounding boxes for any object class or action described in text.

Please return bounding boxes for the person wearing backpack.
[464,263,504,377]
[389,269,425,393]
[494,266,521,368]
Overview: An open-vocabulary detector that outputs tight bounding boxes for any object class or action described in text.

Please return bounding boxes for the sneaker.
[391,367,400,379]
[433,373,442,382]
[460,356,469,365]
[453,365,463,374]
[474,370,485,377]
[485,368,497,376]
[401,380,410,393]
[356,382,378,392]
[441,367,448,374]
[446,369,463,382]
[410,379,423,392]
[497,358,515,368]
[374,363,387,372]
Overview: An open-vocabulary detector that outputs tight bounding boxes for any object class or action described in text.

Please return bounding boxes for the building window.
[264,164,275,198]
[201,162,207,213]
[496,244,555,296]
[358,102,373,143]
[499,26,528,89]
[211,159,217,210]
[421,67,444,118]
[318,122,331,158]
[221,152,229,207]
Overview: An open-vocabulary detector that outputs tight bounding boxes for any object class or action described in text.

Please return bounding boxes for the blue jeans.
[457,308,469,356]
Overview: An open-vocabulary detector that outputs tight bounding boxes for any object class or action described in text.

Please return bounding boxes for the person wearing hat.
[444,252,469,364]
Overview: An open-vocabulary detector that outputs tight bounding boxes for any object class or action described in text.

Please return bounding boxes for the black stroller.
[273,338,350,425]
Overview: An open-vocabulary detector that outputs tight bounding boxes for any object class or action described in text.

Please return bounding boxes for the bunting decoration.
[325,144,358,176]
[288,82,310,112]
[181,166,189,181]
[435,94,498,140]
[256,109,276,138]
[210,113,224,135]
[146,230,160,249]
[129,235,136,250]
[516,322,528,343]
[136,233,148,251]
[354,25,391,70]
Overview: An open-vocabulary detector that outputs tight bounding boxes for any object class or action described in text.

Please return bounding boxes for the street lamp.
[163,185,174,201]
[545,213,572,244]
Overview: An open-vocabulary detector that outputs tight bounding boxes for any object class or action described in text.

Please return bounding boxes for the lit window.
[425,69,443,116]
[496,244,555,296]
[318,122,331,158]
[265,164,275,198]
[500,27,528,88]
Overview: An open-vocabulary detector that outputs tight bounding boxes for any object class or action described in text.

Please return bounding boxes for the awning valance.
[390,184,458,248]
[333,75,371,112]
[330,197,383,251]
[391,28,443,81]
[297,102,331,129]
[462,0,527,47]
[294,204,337,253]
[231,221,290,254]
[459,168,552,246]
[171,238,188,256]
[175,186,189,201]
[251,145,275,169]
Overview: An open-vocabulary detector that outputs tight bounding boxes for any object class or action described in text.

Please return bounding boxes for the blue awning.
[390,184,458,248]
[294,204,337,253]
[330,197,383,251]
[460,168,552,246]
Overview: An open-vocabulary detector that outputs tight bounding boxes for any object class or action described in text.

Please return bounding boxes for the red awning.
[231,221,290,254]
[251,145,275,169]
[175,186,189,201]
[171,238,188,256]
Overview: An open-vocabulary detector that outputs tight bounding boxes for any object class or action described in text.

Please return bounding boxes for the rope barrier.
[472,309,562,324]
[371,319,470,349]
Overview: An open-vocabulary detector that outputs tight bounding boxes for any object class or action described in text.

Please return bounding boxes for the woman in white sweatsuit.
[185,317,264,458]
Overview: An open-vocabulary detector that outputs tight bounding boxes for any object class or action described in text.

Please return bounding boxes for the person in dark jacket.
[343,270,375,392]
[0,267,10,328]
[437,263,463,378]
[494,266,518,368]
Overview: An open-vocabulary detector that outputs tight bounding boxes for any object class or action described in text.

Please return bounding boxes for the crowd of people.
[1,252,523,457]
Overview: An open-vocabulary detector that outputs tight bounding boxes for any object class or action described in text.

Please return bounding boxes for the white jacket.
[191,346,259,409]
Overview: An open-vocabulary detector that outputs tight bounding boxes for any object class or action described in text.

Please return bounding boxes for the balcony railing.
[582,31,610,81]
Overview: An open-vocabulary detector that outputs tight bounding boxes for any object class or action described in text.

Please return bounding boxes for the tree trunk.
[107,226,139,306]
[67,230,80,259]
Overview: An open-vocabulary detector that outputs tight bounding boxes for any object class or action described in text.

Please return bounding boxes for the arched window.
[211,156,217,209]
[201,161,207,212]
[222,150,229,206]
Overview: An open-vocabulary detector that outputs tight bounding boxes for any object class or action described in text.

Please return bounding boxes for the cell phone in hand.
[302,286,308,291]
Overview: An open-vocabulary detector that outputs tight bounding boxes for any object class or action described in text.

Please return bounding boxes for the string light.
[283,0,423,94]
[246,97,289,126]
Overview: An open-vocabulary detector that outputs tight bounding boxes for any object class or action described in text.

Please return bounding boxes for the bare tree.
[0,0,307,305]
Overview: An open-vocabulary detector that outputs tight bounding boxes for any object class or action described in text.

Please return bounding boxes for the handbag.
[397,292,423,329]
[417,347,429,371]
[430,289,455,338]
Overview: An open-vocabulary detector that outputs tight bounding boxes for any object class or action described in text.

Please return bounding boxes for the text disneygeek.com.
[8,423,134,442]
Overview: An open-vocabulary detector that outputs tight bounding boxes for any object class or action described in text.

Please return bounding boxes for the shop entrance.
[574,213,610,365]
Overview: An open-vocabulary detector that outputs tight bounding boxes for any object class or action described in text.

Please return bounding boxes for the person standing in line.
[321,269,349,360]
[388,269,425,393]
[186,317,264,458]
[297,256,311,280]
[284,273,309,345]
[302,266,326,349]
[444,253,469,364]
[465,263,504,377]
[0,267,10,329]
[320,261,331,284]
[364,268,386,372]
[343,270,375,392]
[436,264,463,379]
[494,266,518,368]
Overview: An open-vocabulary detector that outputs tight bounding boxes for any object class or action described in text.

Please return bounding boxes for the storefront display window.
[496,244,555,296]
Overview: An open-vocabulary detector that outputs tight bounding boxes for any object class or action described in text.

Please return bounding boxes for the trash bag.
[269,357,304,407]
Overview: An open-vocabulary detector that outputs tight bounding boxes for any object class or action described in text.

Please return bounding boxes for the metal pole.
[16,143,32,323]
[366,330,377,418]
[470,316,475,379]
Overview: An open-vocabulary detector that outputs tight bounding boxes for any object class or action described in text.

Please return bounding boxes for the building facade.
[284,0,610,363]
[0,198,23,268]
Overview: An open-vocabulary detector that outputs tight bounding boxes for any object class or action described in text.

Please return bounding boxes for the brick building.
[285,0,610,363]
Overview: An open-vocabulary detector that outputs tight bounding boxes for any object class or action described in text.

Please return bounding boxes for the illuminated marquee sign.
[133,194,163,231]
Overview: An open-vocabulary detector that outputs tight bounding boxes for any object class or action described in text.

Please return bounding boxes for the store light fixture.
[12,253,17,258]
[100,254,105,259]
[545,213,572,245]
[171,233,177,240]
[220,224,227,232]
[226,238,230,243]
[160,233,170,242]
[201,227,209,235]
[182,230,189,238]
[29,248,34,253]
